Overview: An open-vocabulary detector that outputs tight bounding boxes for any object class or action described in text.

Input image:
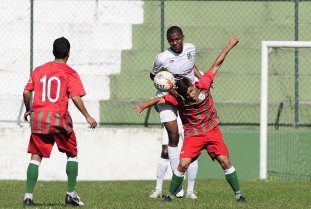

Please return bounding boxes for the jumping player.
[23,37,97,206]
[135,36,246,203]
[149,26,202,199]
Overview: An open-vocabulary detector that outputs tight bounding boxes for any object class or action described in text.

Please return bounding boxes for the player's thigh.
[205,127,229,160]
[180,136,206,159]
[28,133,55,158]
[54,131,78,157]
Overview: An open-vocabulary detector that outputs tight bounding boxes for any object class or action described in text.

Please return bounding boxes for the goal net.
[260,41,311,180]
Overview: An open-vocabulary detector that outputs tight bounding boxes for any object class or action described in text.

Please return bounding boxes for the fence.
[0,0,310,127]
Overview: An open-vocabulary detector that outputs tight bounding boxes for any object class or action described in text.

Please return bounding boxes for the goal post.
[260,41,311,180]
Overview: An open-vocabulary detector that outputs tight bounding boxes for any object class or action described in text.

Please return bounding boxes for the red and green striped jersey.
[164,71,221,137]
[24,61,86,134]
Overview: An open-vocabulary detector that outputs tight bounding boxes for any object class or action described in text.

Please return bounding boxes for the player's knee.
[161,146,169,158]
[179,161,190,172]
[218,156,231,169]
[167,132,179,146]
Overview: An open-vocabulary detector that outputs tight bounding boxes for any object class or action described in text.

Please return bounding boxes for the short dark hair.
[166,26,183,39]
[53,37,70,59]
[175,77,193,100]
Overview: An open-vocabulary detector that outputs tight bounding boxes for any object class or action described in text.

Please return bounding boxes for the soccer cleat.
[236,195,247,203]
[149,189,162,198]
[185,191,198,199]
[23,198,34,205]
[174,185,184,198]
[161,194,174,203]
[65,194,85,206]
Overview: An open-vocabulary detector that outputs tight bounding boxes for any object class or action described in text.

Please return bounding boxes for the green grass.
[1,179,311,209]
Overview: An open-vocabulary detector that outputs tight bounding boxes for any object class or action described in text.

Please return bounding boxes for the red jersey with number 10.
[24,62,86,134]
[164,71,221,137]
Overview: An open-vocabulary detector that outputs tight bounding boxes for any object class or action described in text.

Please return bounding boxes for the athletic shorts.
[180,127,229,160]
[27,131,78,158]
[162,115,184,144]
[155,90,178,123]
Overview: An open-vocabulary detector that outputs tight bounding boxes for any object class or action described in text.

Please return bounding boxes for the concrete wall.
[0,126,175,181]
[0,0,143,125]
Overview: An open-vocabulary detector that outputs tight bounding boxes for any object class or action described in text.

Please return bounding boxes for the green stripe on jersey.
[37,111,44,133]
[187,111,198,136]
[46,111,52,134]
[195,108,207,133]
[55,112,60,133]
[30,111,34,133]
[62,113,68,133]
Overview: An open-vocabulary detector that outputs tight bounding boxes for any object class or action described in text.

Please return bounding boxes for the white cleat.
[185,191,198,199]
[149,189,162,198]
[175,185,184,198]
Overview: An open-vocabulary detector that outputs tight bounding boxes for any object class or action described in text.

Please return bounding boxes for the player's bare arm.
[133,97,165,116]
[192,65,203,79]
[208,36,240,75]
[23,89,32,121]
[72,96,97,129]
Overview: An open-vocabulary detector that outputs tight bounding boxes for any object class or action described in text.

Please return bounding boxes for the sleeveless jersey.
[24,61,86,134]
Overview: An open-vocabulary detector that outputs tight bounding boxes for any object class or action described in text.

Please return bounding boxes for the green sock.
[66,160,78,192]
[225,170,241,195]
[26,163,39,193]
[169,173,184,194]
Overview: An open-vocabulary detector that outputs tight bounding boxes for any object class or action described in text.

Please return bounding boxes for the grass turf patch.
[1,179,311,209]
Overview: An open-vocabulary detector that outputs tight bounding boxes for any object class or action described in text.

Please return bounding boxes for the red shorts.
[180,127,229,160]
[27,131,78,158]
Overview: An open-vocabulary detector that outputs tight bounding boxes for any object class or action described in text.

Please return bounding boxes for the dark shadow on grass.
[25,202,65,207]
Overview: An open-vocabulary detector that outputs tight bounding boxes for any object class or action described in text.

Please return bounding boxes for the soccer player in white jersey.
[149,26,203,199]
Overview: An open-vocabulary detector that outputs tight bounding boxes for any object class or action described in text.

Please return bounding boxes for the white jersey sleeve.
[150,52,167,76]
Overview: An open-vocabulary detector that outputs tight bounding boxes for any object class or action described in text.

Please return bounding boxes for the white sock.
[24,193,33,200]
[187,160,198,192]
[67,191,77,198]
[168,146,180,172]
[174,169,185,177]
[155,158,169,191]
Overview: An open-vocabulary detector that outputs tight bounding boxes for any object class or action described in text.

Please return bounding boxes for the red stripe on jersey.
[165,71,220,137]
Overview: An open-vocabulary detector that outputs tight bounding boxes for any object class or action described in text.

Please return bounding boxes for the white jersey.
[151,43,196,83]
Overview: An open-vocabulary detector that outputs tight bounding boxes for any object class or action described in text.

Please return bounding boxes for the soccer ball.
[153,71,175,92]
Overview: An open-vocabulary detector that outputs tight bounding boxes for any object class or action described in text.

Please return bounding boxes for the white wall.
[0,126,173,181]
[0,0,144,125]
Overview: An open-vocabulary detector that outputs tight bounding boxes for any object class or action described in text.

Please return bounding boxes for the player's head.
[175,77,196,102]
[53,37,70,59]
[167,26,184,54]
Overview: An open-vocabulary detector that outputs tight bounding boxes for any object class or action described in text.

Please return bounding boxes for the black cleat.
[237,195,247,203]
[65,194,85,206]
[161,195,173,203]
[23,198,34,205]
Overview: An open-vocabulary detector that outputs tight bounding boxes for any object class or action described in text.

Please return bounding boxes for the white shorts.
[162,114,184,145]
[156,90,178,123]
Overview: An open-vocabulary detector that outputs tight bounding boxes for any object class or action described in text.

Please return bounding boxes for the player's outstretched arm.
[72,96,97,129]
[208,36,239,75]
[133,97,165,116]
[193,65,203,79]
[23,90,32,121]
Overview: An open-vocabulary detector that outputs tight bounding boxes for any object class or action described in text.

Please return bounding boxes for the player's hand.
[24,111,31,122]
[169,87,179,97]
[169,87,184,101]
[86,116,97,129]
[228,36,240,49]
[133,105,144,116]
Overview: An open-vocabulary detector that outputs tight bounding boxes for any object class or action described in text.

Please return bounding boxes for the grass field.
[1,179,311,209]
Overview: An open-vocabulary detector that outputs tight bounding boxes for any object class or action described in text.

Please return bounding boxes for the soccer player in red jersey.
[23,37,97,206]
[134,36,246,203]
